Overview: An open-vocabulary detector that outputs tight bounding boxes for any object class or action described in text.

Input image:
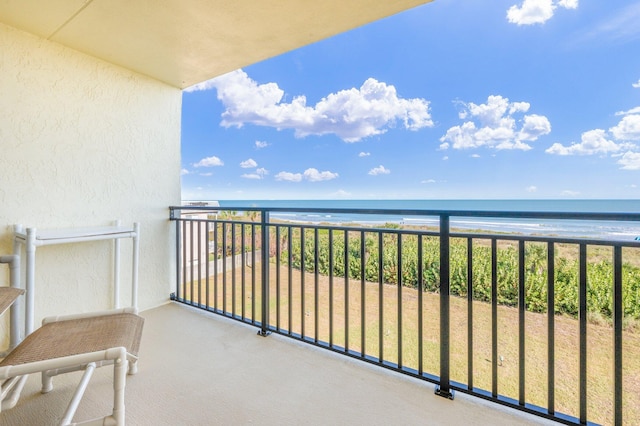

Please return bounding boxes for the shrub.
[275,228,640,321]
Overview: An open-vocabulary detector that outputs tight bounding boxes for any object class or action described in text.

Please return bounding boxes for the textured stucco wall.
[0,23,181,343]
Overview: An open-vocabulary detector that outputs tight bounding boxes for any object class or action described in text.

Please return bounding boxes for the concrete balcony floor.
[2,303,556,425]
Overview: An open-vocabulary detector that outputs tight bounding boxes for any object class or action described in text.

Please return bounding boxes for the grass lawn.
[183,262,640,426]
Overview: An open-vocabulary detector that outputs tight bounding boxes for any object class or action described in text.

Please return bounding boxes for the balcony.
[168,205,640,426]
[2,302,554,425]
[1,205,639,425]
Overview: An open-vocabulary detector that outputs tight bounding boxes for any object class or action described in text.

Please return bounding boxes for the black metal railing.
[170,205,640,426]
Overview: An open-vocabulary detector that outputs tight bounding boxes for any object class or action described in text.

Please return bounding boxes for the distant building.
[180,201,219,276]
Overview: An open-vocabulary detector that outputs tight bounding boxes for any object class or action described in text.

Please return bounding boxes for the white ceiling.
[0,0,432,89]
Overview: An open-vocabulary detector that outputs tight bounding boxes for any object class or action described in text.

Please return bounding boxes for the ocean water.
[212,199,640,241]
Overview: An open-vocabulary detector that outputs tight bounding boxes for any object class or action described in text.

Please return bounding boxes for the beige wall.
[0,23,181,342]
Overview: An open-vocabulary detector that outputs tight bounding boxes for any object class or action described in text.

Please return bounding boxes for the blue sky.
[181,0,640,200]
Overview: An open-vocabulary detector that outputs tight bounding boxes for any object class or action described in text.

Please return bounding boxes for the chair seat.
[0,313,144,366]
[0,287,24,316]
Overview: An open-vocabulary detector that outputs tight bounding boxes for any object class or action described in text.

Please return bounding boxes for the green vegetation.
[208,221,260,260]
[200,221,640,323]
[279,228,640,323]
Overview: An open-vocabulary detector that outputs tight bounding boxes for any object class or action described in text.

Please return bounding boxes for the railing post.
[435,214,454,399]
[613,246,623,426]
[258,210,271,337]
[168,206,177,300]
[579,244,587,423]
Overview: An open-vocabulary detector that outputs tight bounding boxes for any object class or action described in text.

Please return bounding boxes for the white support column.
[132,222,140,310]
[10,230,23,347]
[24,227,36,336]
[113,220,121,309]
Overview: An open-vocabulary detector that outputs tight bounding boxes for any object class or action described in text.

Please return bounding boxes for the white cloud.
[632,80,640,89]
[527,185,538,193]
[610,115,640,141]
[421,179,436,184]
[358,152,371,157]
[195,69,433,142]
[194,156,224,167]
[557,0,578,8]
[303,168,339,182]
[241,168,269,180]
[546,129,621,155]
[546,113,640,169]
[240,158,258,168]
[199,172,213,177]
[471,154,481,158]
[561,190,580,197]
[617,151,640,170]
[519,114,553,141]
[615,106,640,116]
[275,171,302,182]
[368,165,391,176]
[507,0,577,26]
[255,140,269,149]
[180,168,189,175]
[332,189,351,198]
[507,0,555,25]
[440,95,551,151]
[183,80,216,92]
[275,168,337,182]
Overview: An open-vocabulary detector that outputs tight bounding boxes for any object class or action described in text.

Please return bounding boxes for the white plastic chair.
[0,255,144,425]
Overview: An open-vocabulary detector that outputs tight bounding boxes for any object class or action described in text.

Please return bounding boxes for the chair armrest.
[0,347,127,380]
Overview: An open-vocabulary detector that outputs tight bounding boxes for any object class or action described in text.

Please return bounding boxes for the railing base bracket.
[435,386,455,400]
[257,330,272,337]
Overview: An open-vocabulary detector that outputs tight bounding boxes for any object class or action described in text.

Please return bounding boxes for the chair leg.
[69,349,128,425]
[127,359,138,375]
[112,356,128,425]
[1,375,28,410]
[59,363,97,425]
[42,371,53,394]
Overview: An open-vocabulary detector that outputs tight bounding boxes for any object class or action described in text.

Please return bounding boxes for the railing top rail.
[169,205,640,222]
